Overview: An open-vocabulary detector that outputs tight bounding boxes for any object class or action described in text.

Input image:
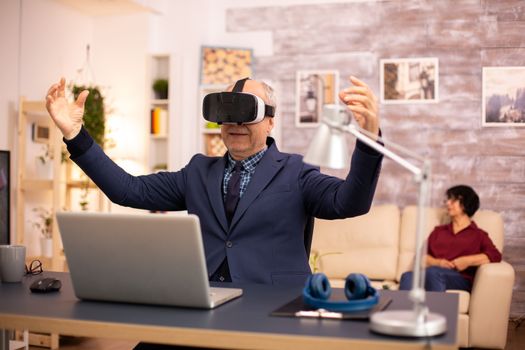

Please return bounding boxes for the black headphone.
[303,272,379,312]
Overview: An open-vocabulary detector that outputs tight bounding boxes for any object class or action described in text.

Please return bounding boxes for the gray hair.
[261,81,276,108]
[225,80,277,110]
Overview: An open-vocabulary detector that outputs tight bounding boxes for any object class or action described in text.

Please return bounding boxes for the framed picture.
[32,122,50,143]
[380,57,439,104]
[0,150,10,244]
[295,70,339,127]
[482,67,525,127]
[200,46,253,85]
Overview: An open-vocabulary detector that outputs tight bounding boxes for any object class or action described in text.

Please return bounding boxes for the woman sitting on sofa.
[399,185,502,292]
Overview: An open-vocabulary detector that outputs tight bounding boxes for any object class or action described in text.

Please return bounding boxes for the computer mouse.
[30,277,62,293]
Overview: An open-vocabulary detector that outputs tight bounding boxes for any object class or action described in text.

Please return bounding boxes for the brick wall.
[227,0,525,317]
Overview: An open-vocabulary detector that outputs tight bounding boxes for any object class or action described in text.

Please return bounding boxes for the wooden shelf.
[65,179,99,189]
[21,179,53,191]
[150,134,168,140]
[202,128,221,134]
[20,100,47,115]
[150,99,169,105]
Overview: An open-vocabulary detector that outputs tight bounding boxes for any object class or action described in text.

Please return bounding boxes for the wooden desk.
[0,272,458,350]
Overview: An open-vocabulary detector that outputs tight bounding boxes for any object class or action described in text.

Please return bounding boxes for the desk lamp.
[304,104,447,337]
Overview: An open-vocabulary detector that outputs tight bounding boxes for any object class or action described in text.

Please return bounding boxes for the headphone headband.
[303,273,379,312]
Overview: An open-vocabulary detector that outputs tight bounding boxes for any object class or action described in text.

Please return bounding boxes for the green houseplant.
[152,79,169,99]
[72,85,106,211]
[71,85,106,147]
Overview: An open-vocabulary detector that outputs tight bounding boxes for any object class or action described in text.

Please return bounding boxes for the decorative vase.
[40,237,53,258]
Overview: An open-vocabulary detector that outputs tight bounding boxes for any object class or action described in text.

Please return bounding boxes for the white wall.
[0,0,93,251]
[92,14,149,163]
[0,1,21,151]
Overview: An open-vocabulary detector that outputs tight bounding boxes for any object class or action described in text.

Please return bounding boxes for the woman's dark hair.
[446,185,480,217]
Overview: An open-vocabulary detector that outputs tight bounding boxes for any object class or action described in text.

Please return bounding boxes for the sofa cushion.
[471,210,504,252]
[396,206,447,281]
[329,278,398,291]
[311,205,400,281]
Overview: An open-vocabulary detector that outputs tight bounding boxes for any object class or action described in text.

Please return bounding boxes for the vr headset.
[202,77,275,125]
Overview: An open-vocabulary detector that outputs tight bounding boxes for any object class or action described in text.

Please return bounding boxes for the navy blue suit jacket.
[72,137,382,285]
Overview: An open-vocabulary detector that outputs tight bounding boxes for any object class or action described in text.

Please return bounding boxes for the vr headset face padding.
[203,92,270,125]
[303,272,379,312]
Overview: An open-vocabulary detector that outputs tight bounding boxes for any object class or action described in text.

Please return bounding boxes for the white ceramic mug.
[0,245,26,283]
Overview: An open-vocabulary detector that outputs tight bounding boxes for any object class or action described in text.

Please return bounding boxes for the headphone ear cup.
[307,273,332,300]
[344,273,371,300]
[303,272,379,312]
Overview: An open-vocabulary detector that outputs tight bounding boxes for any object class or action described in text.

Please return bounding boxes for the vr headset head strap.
[265,105,275,117]
[232,77,275,118]
[233,77,250,92]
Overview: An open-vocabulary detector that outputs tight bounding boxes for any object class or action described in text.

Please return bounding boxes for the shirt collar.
[447,220,477,234]
[227,147,268,173]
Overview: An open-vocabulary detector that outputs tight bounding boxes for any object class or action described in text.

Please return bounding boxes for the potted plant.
[308,251,342,273]
[31,207,53,258]
[35,144,53,179]
[152,79,169,100]
[71,85,106,148]
[72,84,106,210]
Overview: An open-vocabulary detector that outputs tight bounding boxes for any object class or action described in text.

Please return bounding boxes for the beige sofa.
[311,204,515,349]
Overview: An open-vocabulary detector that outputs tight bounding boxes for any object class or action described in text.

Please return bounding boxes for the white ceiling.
[53,0,160,16]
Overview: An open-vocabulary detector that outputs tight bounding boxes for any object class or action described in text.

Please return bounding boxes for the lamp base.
[370,310,447,337]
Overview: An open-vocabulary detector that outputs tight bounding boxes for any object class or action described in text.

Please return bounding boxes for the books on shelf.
[150,107,168,136]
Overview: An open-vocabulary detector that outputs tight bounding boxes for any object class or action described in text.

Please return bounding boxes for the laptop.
[56,212,242,309]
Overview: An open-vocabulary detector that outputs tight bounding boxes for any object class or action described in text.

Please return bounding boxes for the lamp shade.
[303,105,351,169]
[303,123,349,169]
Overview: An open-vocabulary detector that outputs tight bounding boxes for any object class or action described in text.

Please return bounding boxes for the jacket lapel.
[230,141,286,230]
[206,157,229,233]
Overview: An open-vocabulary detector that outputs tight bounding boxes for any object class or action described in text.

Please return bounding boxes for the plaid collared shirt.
[222,147,267,200]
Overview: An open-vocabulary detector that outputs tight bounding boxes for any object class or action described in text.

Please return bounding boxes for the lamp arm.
[331,120,432,307]
[341,124,423,178]
[348,123,426,163]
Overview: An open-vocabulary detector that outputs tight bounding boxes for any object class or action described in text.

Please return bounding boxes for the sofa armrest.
[469,261,515,349]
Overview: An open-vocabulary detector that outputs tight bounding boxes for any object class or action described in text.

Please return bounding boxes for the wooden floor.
[27,320,525,350]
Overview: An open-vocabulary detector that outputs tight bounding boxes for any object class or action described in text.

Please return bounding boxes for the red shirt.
[427,221,502,282]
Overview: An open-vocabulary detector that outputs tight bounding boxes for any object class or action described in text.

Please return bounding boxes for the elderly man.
[46,76,382,285]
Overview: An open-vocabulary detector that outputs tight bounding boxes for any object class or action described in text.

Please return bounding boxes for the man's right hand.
[45,77,89,140]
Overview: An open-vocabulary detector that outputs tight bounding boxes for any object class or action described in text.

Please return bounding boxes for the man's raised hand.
[338,76,380,138]
[45,78,89,140]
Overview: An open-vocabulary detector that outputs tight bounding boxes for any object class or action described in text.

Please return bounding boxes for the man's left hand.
[339,76,380,138]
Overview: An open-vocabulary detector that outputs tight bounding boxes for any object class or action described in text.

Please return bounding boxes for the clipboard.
[270,290,392,320]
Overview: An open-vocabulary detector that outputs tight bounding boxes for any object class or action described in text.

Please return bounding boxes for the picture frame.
[295,70,339,128]
[380,57,439,104]
[200,46,253,85]
[482,66,525,127]
[32,122,50,143]
[0,150,10,244]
